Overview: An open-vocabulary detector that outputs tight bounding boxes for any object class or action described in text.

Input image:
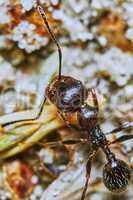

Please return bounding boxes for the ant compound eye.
[103,159,131,193]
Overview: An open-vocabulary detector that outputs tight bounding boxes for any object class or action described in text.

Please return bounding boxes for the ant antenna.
[37,5,62,79]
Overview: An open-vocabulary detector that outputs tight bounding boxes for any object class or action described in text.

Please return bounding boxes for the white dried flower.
[51,0,60,6]
[0,0,6,6]
[0,5,11,24]
[15,71,37,94]
[91,0,115,9]
[125,27,133,41]
[0,56,15,84]
[124,85,133,98]
[34,186,43,197]
[38,148,54,164]
[20,0,36,11]
[91,193,103,200]
[98,36,107,46]
[53,10,93,42]
[31,175,39,184]
[94,47,133,86]
[39,0,47,3]
[122,2,133,23]
[12,21,49,53]
[68,0,88,13]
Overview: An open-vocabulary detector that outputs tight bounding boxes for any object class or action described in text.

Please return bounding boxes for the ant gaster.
[2,5,133,200]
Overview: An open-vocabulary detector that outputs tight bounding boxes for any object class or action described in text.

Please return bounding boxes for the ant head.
[77,104,98,130]
[46,75,87,112]
[103,159,131,193]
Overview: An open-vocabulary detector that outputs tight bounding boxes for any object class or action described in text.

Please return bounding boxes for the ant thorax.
[46,75,105,131]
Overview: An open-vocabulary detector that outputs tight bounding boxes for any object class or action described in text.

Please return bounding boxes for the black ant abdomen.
[46,75,88,112]
[103,159,131,193]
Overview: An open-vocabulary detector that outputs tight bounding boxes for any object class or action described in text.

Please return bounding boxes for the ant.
[1,5,133,200]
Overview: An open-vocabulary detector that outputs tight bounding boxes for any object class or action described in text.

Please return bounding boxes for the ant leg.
[105,122,133,136]
[1,96,47,127]
[40,138,88,147]
[81,149,97,200]
[62,138,87,145]
[33,95,47,120]
[109,135,133,145]
[81,159,92,200]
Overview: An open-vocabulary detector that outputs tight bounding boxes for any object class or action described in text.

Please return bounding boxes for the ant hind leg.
[109,134,133,145]
[81,149,97,200]
[81,159,92,200]
[105,121,133,136]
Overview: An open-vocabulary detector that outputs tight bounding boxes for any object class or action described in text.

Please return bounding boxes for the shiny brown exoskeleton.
[2,5,133,200]
[46,73,132,199]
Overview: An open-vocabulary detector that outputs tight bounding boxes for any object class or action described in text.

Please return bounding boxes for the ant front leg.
[81,149,98,200]
[1,96,47,127]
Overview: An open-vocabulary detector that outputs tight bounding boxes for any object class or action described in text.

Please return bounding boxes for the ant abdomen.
[103,159,131,193]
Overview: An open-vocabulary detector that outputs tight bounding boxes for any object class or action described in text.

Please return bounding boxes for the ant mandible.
[2,5,133,200]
